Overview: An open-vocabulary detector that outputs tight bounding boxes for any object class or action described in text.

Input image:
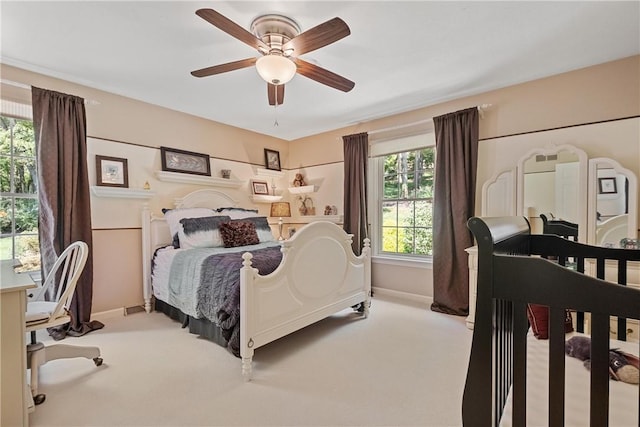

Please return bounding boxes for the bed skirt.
[153,298,230,353]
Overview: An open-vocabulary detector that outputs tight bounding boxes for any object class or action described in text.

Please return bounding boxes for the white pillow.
[177,215,231,249]
[162,208,216,247]
[215,207,260,220]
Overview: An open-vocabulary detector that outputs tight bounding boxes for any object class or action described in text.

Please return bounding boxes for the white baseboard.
[372,286,433,306]
[91,308,125,322]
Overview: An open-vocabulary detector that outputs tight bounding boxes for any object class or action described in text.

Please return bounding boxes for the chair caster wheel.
[93,357,103,366]
[34,394,46,405]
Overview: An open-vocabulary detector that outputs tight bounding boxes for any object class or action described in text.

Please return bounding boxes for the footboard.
[239,221,371,379]
[463,216,640,427]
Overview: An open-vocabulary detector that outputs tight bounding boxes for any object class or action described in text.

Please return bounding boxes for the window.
[0,115,40,271]
[378,147,435,257]
[370,132,437,261]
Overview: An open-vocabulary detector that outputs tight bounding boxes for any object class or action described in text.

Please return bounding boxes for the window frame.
[369,133,436,265]
[0,114,39,265]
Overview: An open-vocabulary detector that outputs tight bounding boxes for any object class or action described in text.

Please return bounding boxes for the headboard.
[140,189,239,312]
[462,216,640,426]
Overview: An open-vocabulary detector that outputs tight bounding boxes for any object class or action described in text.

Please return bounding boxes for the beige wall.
[2,55,639,307]
[289,55,640,299]
[1,63,290,313]
[290,55,639,166]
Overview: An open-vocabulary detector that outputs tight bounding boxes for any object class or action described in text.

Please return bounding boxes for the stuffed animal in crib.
[565,336,639,384]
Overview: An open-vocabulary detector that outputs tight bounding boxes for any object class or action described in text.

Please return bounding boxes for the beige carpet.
[29,295,473,427]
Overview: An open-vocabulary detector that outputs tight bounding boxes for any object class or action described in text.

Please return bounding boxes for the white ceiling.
[2,1,639,141]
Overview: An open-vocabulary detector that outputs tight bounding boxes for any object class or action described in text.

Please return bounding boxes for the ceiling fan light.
[256,55,296,85]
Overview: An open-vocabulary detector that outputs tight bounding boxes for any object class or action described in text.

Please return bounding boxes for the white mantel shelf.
[155,171,243,188]
[288,185,316,194]
[256,168,285,179]
[91,186,156,199]
[250,195,283,203]
[290,215,343,224]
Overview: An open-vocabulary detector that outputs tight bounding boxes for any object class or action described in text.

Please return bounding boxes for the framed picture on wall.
[160,146,211,176]
[598,177,617,194]
[264,148,281,171]
[96,155,129,188]
[252,180,270,195]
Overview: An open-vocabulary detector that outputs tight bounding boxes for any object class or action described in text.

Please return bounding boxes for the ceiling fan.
[191,9,355,106]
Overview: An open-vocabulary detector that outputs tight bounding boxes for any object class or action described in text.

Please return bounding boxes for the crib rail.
[463,216,640,427]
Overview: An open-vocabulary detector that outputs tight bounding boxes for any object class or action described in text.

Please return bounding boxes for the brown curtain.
[32,87,103,338]
[431,107,479,316]
[343,132,369,255]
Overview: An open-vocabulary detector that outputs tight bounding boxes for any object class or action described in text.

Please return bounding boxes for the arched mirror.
[481,169,515,216]
[481,145,637,246]
[587,158,638,247]
[516,144,588,241]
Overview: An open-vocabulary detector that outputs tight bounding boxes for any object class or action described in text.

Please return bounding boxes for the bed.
[462,216,640,426]
[596,213,629,247]
[141,189,371,379]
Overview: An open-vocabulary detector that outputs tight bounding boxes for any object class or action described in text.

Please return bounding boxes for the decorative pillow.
[162,208,216,248]
[218,220,260,248]
[238,216,275,243]
[215,207,260,220]
[178,215,231,249]
[527,304,574,339]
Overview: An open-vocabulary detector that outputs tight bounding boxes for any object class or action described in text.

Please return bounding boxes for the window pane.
[401,152,414,172]
[0,155,10,192]
[382,201,397,226]
[416,171,434,198]
[0,235,12,260]
[383,174,399,199]
[13,157,37,194]
[415,227,433,255]
[398,201,414,227]
[384,154,398,174]
[11,119,35,156]
[404,173,415,199]
[15,233,40,271]
[398,227,414,254]
[414,200,431,227]
[0,197,13,234]
[382,226,398,252]
[14,197,39,233]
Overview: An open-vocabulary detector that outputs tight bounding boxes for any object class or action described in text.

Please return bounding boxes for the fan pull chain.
[273,84,279,127]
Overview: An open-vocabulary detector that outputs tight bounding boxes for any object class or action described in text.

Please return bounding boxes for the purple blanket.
[196,246,282,356]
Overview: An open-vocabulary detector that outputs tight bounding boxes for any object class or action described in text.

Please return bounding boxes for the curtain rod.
[0,78,100,106]
[367,104,492,136]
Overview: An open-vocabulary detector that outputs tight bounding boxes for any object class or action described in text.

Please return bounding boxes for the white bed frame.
[141,189,371,379]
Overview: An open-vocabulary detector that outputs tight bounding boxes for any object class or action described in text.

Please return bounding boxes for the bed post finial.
[141,203,152,313]
[242,252,253,268]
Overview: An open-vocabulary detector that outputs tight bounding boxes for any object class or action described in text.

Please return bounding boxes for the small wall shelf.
[250,195,283,203]
[155,171,243,188]
[90,186,156,199]
[288,185,316,194]
[290,215,343,224]
[256,168,285,179]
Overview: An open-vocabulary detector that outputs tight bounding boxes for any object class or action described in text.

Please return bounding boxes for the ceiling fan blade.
[283,17,350,56]
[267,84,285,106]
[196,9,268,52]
[293,58,355,92]
[191,58,257,78]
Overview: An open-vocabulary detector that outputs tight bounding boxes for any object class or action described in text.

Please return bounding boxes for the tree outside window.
[381,147,435,256]
[0,116,40,271]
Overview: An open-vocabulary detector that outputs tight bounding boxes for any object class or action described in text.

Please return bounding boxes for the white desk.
[1,260,36,427]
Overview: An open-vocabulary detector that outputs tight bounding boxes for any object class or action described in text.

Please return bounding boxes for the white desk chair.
[25,241,103,405]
